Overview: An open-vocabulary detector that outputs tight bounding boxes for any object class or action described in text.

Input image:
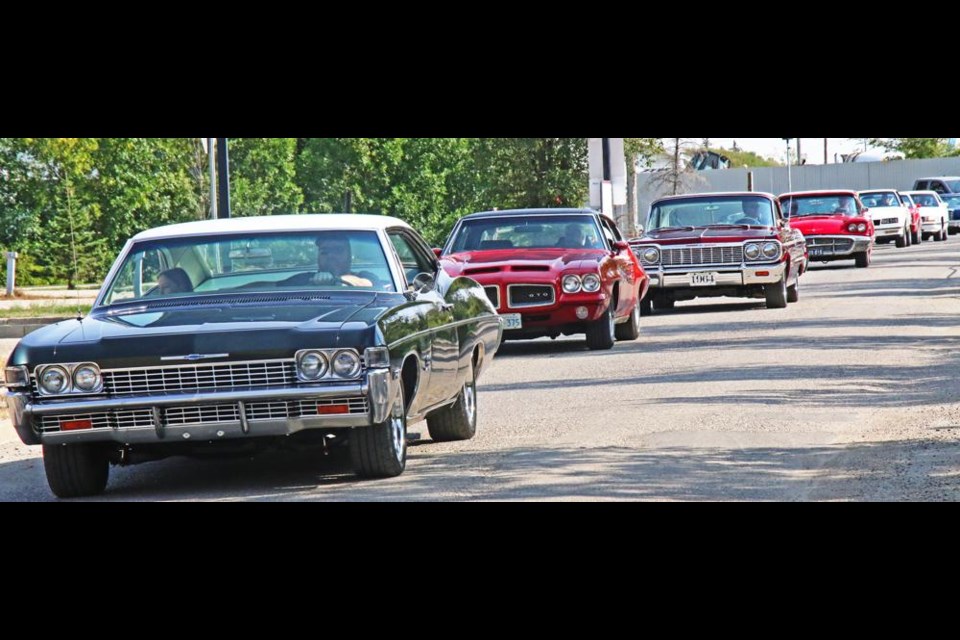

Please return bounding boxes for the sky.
[695,138,884,165]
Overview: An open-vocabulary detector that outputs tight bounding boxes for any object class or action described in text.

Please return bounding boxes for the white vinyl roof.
[132,214,413,241]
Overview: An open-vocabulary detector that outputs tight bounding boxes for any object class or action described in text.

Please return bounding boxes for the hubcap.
[389,401,405,462]
[608,312,615,340]
[464,380,476,425]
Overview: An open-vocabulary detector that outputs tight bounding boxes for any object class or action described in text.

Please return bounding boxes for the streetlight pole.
[782,138,792,193]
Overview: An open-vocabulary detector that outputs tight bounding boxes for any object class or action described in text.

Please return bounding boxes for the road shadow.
[4,438,958,501]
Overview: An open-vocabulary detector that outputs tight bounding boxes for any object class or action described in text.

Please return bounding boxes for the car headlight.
[581,274,602,293]
[297,350,328,380]
[857,223,867,232]
[72,363,102,392]
[743,243,761,260]
[847,223,857,232]
[761,242,780,259]
[39,365,71,395]
[332,350,362,379]
[641,247,660,264]
[562,275,582,294]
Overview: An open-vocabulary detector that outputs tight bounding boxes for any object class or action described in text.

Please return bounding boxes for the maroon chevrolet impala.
[629,192,806,313]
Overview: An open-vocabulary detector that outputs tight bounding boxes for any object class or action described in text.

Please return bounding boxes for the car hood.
[634,227,777,246]
[788,215,863,235]
[441,248,608,276]
[8,292,402,369]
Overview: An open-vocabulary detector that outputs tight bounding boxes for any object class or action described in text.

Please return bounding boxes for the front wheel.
[765,276,788,309]
[615,303,641,341]
[585,307,615,350]
[855,250,871,268]
[895,228,907,248]
[351,386,407,478]
[639,296,653,316]
[427,362,477,442]
[787,274,800,303]
[43,443,109,498]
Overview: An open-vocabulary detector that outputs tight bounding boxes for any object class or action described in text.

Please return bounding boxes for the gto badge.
[161,353,230,362]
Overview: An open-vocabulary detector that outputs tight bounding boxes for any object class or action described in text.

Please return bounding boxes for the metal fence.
[636,157,960,228]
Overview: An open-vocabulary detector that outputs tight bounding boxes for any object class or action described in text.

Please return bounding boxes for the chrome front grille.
[661,245,744,266]
[103,359,297,395]
[807,237,854,250]
[38,397,369,432]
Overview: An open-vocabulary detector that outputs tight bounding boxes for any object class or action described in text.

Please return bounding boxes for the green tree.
[471,138,588,210]
[869,138,954,158]
[711,147,780,168]
[228,138,303,216]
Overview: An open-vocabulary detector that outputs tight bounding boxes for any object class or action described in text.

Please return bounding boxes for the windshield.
[860,191,900,207]
[447,215,607,252]
[942,195,960,208]
[100,230,395,306]
[911,193,940,207]
[647,196,776,230]
[781,194,859,217]
[945,180,960,192]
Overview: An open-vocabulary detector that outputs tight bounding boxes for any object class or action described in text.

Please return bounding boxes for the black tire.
[855,251,871,268]
[895,229,907,248]
[639,296,653,316]
[42,443,109,498]
[787,273,800,303]
[351,386,406,478]
[765,276,788,309]
[615,303,641,341]
[937,223,947,241]
[585,307,615,350]
[948,228,957,236]
[912,228,921,244]
[427,362,477,442]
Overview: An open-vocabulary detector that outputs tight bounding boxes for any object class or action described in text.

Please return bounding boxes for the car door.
[387,228,459,410]
[599,216,638,318]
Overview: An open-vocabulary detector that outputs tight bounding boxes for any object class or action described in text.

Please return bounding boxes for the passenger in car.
[157,268,193,295]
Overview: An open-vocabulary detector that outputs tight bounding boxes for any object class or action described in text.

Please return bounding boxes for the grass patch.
[0,304,92,319]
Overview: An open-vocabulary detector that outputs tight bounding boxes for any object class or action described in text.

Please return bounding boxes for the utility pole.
[216,138,231,219]
[824,138,828,164]
[782,138,793,193]
[208,138,217,220]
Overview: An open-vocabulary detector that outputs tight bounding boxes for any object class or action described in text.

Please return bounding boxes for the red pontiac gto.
[630,192,806,313]
[778,190,874,268]
[439,209,648,350]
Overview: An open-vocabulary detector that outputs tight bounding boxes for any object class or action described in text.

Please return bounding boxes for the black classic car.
[4,215,502,497]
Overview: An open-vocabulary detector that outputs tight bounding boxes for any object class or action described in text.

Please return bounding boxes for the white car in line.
[902,190,949,241]
[858,190,912,248]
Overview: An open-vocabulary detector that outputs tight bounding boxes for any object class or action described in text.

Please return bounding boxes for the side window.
[388,230,436,285]
[598,218,617,247]
[601,217,624,242]
[932,181,947,194]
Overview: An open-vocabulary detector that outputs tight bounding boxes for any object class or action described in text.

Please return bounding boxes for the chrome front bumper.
[806,236,872,258]
[647,261,786,289]
[5,368,400,446]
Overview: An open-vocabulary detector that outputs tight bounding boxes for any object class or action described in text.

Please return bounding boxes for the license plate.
[809,248,825,257]
[501,313,522,330]
[690,272,718,286]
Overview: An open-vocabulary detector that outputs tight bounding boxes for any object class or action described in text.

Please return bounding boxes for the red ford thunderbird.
[779,190,874,268]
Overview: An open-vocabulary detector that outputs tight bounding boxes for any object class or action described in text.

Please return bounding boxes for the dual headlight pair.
[743,242,781,261]
[32,363,102,396]
[847,223,868,232]
[562,273,602,294]
[296,349,365,381]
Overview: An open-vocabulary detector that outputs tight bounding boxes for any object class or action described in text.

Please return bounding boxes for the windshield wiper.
[654,226,695,232]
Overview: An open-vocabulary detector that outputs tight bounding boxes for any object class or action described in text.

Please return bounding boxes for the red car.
[779,190,874,268]
[898,192,922,245]
[630,192,806,312]
[439,208,648,350]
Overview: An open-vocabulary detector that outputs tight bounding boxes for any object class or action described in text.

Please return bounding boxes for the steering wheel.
[411,272,435,292]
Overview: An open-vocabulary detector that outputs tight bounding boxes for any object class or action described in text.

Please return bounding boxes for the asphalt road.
[2,238,959,501]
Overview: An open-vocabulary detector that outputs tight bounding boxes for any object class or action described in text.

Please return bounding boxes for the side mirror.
[613,240,630,252]
[432,248,443,258]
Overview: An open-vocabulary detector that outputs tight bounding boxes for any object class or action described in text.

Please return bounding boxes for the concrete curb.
[0,317,71,339]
